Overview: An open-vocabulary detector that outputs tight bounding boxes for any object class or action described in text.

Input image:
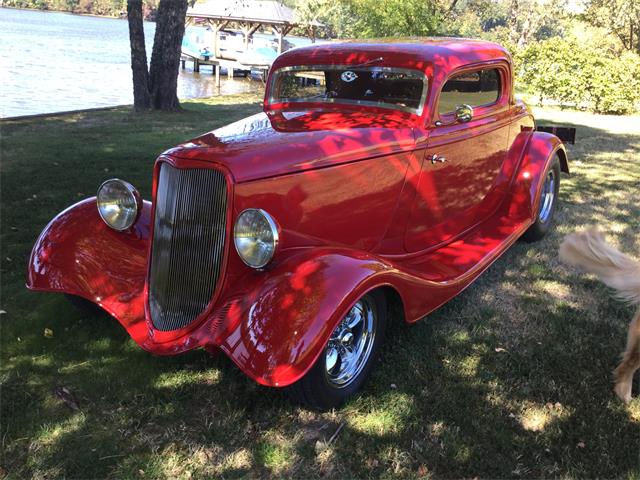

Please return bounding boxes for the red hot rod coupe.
[28,39,569,410]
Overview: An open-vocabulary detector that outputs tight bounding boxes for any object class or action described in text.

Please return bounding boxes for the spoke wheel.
[286,290,389,411]
[325,298,377,388]
[538,168,556,224]
[522,156,561,243]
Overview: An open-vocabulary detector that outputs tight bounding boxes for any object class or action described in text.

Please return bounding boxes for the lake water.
[0,7,265,118]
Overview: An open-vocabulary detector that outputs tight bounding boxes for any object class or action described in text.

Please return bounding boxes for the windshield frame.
[267,64,429,116]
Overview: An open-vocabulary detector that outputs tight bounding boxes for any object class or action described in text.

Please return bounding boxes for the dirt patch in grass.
[1,99,639,478]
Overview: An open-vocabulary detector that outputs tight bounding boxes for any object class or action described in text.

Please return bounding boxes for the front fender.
[507,131,568,222]
[217,248,399,387]
[27,198,152,344]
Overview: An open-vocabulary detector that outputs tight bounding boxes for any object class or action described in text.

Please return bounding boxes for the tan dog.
[559,227,640,403]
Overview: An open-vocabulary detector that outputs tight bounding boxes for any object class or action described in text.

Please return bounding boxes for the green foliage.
[286,0,357,39]
[290,0,446,39]
[441,0,568,47]
[583,0,640,53]
[2,0,156,18]
[516,37,640,114]
[345,0,442,38]
[294,0,569,45]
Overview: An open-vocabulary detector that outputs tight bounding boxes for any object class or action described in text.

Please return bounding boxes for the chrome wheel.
[325,298,377,388]
[538,168,556,223]
[288,290,388,410]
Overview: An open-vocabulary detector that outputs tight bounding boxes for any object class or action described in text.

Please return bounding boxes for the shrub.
[515,38,640,114]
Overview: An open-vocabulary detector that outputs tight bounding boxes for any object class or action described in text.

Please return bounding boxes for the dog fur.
[559,227,640,403]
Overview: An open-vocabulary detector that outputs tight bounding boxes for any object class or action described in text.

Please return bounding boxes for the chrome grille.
[148,163,227,331]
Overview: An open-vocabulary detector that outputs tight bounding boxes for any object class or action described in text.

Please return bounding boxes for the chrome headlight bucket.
[234,209,279,268]
[96,179,141,231]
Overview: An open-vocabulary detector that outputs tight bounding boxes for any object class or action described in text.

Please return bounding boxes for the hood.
[164,109,418,183]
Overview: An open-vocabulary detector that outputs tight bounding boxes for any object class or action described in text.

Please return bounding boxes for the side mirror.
[455,104,473,123]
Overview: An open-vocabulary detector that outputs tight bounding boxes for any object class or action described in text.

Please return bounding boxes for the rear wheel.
[522,156,561,242]
[287,290,388,410]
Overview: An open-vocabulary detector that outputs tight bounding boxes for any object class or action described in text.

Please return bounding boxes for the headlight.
[96,179,141,231]
[234,209,279,268]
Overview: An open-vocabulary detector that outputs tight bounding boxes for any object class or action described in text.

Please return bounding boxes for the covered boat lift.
[183,0,322,85]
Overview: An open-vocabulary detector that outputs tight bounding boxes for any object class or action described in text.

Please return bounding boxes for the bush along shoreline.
[2,1,158,20]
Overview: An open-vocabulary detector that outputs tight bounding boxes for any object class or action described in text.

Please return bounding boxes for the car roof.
[272,38,511,74]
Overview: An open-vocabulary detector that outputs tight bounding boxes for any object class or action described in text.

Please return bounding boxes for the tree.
[288,0,565,44]
[127,0,188,111]
[584,0,640,54]
[287,0,356,39]
[127,0,151,110]
[505,0,567,47]
[288,0,445,39]
[347,0,443,38]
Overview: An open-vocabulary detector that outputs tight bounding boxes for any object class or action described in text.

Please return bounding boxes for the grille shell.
[148,163,228,331]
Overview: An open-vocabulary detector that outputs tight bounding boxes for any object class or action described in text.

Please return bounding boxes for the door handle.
[430,154,447,164]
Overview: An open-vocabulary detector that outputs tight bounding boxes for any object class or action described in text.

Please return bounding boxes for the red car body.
[27,39,568,388]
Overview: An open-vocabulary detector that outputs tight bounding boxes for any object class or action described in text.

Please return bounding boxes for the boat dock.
[181,0,319,88]
[180,52,270,87]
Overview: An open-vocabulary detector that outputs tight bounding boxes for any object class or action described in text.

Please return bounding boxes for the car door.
[405,63,512,252]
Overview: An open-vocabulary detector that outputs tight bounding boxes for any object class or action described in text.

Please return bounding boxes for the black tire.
[521,156,561,242]
[286,290,388,411]
[65,294,103,316]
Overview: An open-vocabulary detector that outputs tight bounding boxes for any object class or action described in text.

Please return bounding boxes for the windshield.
[268,65,428,115]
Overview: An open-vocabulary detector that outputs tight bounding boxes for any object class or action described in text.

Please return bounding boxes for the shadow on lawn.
[4,274,637,478]
[533,115,640,252]
[1,111,639,477]
[366,248,639,478]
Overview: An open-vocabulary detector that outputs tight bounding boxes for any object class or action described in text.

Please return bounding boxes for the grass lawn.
[1,95,639,478]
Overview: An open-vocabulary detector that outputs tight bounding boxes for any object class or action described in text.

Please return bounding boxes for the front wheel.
[287,290,388,410]
[522,156,561,242]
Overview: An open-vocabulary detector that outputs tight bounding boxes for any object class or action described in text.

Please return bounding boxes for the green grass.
[1,96,639,478]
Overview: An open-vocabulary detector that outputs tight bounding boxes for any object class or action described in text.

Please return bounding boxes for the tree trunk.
[509,0,519,44]
[127,0,151,111]
[148,0,189,111]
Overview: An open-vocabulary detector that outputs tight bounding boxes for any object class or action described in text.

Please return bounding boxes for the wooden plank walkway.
[180,53,269,86]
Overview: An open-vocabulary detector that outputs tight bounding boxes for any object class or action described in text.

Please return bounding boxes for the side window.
[438,68,501,116]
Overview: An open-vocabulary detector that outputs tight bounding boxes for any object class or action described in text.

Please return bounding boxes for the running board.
[399,213,530,284]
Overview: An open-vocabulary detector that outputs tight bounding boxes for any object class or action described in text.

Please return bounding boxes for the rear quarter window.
[438,68,501,115]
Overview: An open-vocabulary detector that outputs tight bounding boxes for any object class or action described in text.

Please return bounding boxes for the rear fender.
[27,198,152,344]
[507,132,568,221]
[217,248,402,387]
